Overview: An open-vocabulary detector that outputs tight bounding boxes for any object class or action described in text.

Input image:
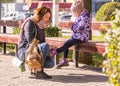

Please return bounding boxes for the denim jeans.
[18,42,54,68]
[38,42,54,68]
[18,48,28,62]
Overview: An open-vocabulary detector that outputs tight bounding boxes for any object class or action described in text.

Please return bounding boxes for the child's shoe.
[56,58,69,69]
[49,48,57,57]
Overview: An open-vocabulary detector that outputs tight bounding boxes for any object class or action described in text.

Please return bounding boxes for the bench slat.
[0,34,19,44]
[0,35,106,54]
[0,34,106,67]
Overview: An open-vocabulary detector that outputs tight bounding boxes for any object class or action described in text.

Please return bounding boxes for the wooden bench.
[0,34,106,67]
[0,20,108,67]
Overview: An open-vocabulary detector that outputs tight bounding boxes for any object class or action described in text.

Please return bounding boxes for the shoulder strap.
[34,24,38,39]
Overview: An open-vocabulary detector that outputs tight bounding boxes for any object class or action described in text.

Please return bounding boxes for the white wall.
[2,3,15,17]
[2,3,27,17]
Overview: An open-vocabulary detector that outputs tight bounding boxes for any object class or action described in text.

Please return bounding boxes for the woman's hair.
[34,7,51,21]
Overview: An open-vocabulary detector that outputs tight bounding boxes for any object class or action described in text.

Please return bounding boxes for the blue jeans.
[38,42,54,68]
[18,43,54,68]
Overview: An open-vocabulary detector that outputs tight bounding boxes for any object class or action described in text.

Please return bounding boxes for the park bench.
[0,20,109,67]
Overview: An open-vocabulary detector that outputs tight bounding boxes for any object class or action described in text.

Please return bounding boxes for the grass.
[62,33,105,41]
[0,43,16,53]
[92,54,105,67]
[92,34,105,41]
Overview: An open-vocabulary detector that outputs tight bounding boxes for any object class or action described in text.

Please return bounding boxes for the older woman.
[17,7,54,79]
[50,0,91,68]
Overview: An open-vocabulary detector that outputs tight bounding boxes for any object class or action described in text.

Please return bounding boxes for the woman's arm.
[24,20,35,44]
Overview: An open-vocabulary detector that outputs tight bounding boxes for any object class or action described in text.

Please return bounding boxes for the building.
[1,0,115,19]
[1,0,73,17]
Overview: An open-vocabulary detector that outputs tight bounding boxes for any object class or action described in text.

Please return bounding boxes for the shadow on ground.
[48,65,108,84]
[51,74,108,83]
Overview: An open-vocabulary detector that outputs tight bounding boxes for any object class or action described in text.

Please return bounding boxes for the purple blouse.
[71,10,91,42]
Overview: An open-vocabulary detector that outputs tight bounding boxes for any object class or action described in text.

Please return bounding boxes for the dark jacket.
[17,19,45,60]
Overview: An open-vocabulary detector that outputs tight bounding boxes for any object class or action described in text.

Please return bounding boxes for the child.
[50,0,91,68]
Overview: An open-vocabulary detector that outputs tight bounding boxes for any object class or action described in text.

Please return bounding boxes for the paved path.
[0,54,112,86]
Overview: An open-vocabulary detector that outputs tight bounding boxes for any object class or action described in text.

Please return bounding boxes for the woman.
[17,7,54,79]
[50,0,91,68]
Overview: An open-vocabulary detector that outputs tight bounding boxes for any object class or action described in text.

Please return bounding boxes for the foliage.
[83,0,92,13]
[96,2,120,21]
[12,26,62,37]
[12,27,20,34]
[103,9,120,85]
[0,0,14,3]
[92,34,105,41]
[92,54,105,67]
[45,25,62,37]
[99,24,108,35]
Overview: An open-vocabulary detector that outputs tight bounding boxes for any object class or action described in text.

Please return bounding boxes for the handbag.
[25,24,44,74]
[11,57,26,72]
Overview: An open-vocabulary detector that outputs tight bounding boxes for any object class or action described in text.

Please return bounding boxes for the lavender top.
[71,10,91,42]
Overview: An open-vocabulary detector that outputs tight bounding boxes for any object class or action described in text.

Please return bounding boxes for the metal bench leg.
[3,42,6,54]
[74,50,79,67]
[74,44,80,67]
[2,26,6,54]
[54,54,59,65]
[15,44,18,56]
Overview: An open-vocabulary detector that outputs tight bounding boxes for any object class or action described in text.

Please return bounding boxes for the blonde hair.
[70,0,84,13]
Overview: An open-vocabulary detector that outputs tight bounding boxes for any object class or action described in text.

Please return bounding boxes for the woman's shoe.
[36,71,52,79]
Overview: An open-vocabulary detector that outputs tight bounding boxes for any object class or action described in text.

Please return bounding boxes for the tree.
[96,2,120,21]
[63,0,66,3]
[75,0,92,65]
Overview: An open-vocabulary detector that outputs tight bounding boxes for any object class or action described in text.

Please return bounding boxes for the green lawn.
[92,34,105,41]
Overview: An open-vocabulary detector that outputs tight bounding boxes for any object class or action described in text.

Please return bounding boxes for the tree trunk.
[78,0,92,65]
[0,3,1,19]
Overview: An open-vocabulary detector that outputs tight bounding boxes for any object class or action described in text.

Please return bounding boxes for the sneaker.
[49,48,57,57]
[36,71,52,79]
[56,58,69,69]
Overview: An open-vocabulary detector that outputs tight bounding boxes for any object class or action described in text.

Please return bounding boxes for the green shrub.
[103,9,120,85]
[45,26,62,37]
[12,27,20,34]
[12,25,62,37]
[96,2,120,21]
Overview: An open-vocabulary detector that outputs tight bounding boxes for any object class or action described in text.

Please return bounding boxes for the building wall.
[1,3,15,17]
[1,3,27,17]
[1,0,113,17]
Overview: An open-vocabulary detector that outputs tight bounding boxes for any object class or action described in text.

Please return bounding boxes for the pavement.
[0,54,112,86]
